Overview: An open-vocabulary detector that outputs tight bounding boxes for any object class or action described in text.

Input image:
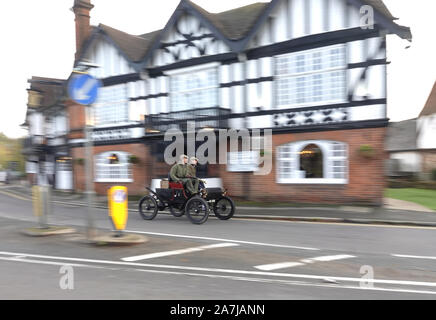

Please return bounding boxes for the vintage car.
[138,179,235,225]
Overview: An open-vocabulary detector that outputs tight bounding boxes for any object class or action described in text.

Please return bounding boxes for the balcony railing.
[144,107,231,133]
[22,135,48,155]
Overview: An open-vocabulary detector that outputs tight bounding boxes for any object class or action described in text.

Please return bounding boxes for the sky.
[0,0,434,138]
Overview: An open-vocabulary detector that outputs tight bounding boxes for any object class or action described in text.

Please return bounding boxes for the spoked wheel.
[138,195,158,220]
[169,205,184,217]
[185,196,209,225]
[213,196,235,220]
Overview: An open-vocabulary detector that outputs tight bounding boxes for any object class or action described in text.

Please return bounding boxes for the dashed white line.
[254,254,355,271]
[305,254,356,263]
[122,243,239,262]
[255,262,305,271]
[0,251,435,289]
[125,229,319,251]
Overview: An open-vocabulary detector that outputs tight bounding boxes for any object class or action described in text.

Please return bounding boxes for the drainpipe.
[238,52,251,201]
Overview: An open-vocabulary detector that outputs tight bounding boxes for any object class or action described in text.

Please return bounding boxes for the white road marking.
[0,256,91,268]
[301,259,314,264]
[255,262,305,271]
[254,254,355,271]
[122,243,239,262]
[306,254,356,262]
[133,269,436,296]
[0,250,435,289]
[125,229,319,251]
[392,254,436,261]
[1,252,436,296]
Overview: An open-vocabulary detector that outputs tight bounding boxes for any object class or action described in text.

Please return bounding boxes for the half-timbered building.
[24,0,412,205]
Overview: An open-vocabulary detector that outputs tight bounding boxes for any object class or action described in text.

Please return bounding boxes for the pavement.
[1,182,436,228]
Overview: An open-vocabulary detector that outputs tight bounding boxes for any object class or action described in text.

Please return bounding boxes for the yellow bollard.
[32,186,42,218]
[108,186,128,235]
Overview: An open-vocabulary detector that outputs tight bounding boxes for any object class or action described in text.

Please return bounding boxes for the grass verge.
[385,188,436,211]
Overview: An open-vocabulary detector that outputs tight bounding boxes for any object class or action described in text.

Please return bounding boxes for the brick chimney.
[72,0,94,60]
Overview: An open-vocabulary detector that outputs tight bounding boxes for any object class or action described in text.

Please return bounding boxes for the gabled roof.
[99,24,162,62]
[419,81,436,117]
[187,1,269,41]
[76,0,411,71]
[363,0,396,21]
[386,119,418,151]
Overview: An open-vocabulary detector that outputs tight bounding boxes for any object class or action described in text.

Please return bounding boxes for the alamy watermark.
[360,5,375,30]
[163,121,273,175]
[359,265,374,288]
[59,265,74,290]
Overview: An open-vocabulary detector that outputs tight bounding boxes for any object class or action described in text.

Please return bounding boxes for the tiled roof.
[99,24,161,62]
[86,0,405,64]
[419,81,436,117]
[363,0,396,21]
[187,1,269,40]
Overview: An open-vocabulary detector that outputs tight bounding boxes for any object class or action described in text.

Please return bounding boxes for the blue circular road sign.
[68,73,101,105]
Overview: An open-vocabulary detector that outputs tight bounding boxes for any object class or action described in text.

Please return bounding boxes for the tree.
[0,133,25,173]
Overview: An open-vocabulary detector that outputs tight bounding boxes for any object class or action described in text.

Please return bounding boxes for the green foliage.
[358,144,375,158]
[432,169,436,181]
[0,133,25,173]
[74,158,85,166]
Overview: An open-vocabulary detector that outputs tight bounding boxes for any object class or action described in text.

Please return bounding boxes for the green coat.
[170,163,187,182]
[186,165,196,178]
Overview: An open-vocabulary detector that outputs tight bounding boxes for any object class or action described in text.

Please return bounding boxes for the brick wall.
[421,150,436,173]
[219,127,387,206]
[70,127,387,204]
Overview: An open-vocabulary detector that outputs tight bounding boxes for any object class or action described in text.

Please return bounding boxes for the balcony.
[22,135,48,155]
[144,107,231,133]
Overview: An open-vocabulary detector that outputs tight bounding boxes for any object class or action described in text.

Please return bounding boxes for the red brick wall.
[73,0,93,60]
[71,143,150,196]
[219,127,387,206]
[421,150,436,173]
[70,127,387,204]
[66,100,85,140]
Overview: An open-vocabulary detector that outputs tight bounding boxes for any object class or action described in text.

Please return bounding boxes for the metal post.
[239,53,251,201]
[84,105,96,240]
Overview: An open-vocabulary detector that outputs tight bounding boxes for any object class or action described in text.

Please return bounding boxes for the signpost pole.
[84,105,96,240]
[68,70,101,241]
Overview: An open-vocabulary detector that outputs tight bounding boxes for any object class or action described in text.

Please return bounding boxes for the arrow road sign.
[68,73,101,105]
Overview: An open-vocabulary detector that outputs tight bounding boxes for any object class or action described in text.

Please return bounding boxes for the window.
[299,144,323,178]
[94,84,129,126]
[277,140,347,184]
[170,68,218,112]
[275,45,346,108]
[95,151,132,182]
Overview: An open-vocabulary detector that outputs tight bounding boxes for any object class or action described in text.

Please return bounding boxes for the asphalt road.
[0,190,436,301]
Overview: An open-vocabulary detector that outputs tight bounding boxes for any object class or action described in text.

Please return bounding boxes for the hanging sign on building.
[227,151,259,172]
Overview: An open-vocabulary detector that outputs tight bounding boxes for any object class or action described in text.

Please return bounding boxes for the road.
[0,189,436,301]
